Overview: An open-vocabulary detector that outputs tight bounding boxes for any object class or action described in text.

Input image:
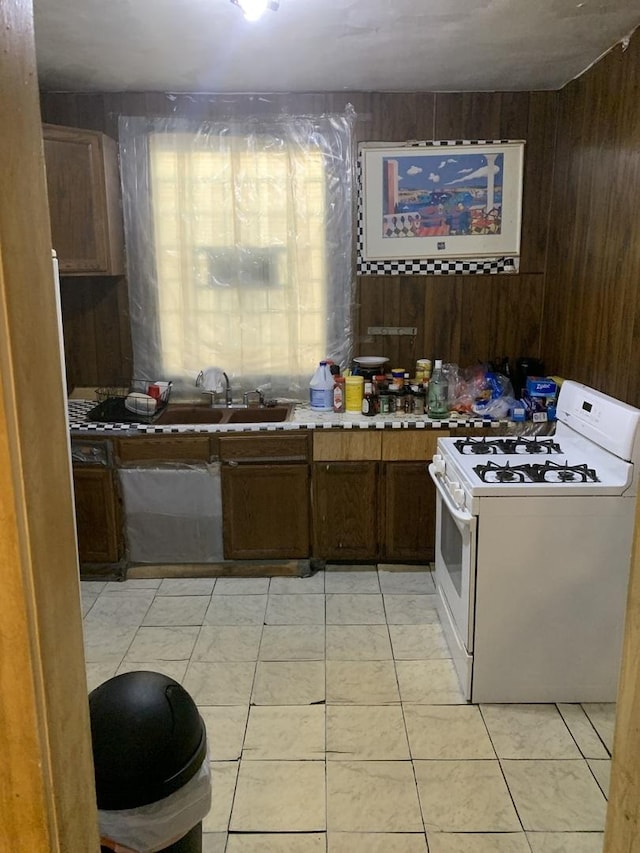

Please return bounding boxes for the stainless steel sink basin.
[155,403,294,425]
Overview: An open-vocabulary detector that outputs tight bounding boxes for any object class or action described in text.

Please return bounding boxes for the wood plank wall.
[40,90,557,388]
[543,30,640,406]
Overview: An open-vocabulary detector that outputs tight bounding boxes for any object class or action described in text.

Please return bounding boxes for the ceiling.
[33,0,640,94]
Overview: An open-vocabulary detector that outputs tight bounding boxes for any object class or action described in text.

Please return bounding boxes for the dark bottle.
[362,381,376,416]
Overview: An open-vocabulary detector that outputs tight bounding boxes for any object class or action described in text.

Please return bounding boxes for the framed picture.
[360,141,525,261]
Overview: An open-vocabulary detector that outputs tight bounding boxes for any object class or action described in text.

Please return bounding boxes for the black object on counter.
[513,356,545,398]
[89,671,208,853]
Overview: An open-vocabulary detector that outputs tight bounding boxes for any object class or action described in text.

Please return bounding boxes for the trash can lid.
[89,671,207,810]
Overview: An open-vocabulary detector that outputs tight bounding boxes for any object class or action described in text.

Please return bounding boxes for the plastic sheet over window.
[119,107,356,401]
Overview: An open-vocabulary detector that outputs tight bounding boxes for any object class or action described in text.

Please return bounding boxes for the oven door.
[429,463,477,651]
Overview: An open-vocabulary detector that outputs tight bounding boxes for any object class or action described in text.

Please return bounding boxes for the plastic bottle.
[309,361,334,411]
[427,359,449,419]
[345,375,364,412]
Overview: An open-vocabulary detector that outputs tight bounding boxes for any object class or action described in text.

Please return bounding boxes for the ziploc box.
[525,377,558,397]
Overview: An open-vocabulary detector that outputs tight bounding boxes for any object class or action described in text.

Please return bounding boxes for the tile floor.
[82,565,613,853]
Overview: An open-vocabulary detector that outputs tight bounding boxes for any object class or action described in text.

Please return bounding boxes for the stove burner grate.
[455,436,562,456]
[473,459,600,484]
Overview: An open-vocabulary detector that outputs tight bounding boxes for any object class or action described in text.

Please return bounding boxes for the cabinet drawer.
[116,436,213,463]
[313,430,381,461]
[382,430,446,461]
[219,433,310,463]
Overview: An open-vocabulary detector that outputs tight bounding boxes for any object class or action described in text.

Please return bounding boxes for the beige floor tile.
[85,661,119,692]
[404,704,495,759]
[83,623,138,661]
[396,660,465,704]
[501,759,607,831]
[124,625,200,661]
[116,659,188,683]
[85,591,155,626]
[81,592,99,617]
[378,566,436,595]
[557,704,610,759]
[325,567,380,593]
[587,758,611,797]
[526,832,604,853]
[199,705,249,760]
[243,705,325,759]
[204,594,268,625]
[227,833,326,852]
[252,661,325,705]
[183,661,255,705]
[383,594,439,625]
[213,577,270,594]
[259,625,325,660]
[481,704,582,759]
[328,832,427,852]
[581,703,616,753]
[326,593,386,624]
[265,593,325,625]
[389,623,450,659]
[142,595,210,626]
[326,660,400,704]
[202,833,228,853]
[325,624,392,660]
[427,833,531,853]
[327,760,423,832]
[157,578,216,595]
[202,761,239,832]
[327,705,410,760]
[191,625,262,661]
[269,573,325,594]
[414,759,521,832]
[230,760,326,831]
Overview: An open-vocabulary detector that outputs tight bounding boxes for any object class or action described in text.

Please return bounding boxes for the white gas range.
[429,379,640,703]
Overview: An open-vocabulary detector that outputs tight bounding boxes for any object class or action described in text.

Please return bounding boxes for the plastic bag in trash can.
[98,755,211,853]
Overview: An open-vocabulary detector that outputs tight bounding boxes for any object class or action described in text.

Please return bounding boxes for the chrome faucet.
[222,372,233,406]
[243,389,265,407]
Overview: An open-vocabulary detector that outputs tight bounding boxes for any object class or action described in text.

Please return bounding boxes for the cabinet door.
[43,124,124,275]
[73,467,121,563]
[383,461,436,562]
[222,464,310,559]
[312,461,379,560]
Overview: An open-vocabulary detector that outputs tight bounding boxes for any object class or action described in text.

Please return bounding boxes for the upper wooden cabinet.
[42,124,125,275]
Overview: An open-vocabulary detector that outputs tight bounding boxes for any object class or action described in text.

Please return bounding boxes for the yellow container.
[345,375,364,412]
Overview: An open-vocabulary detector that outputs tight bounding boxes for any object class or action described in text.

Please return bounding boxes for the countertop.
[68,399,509,435]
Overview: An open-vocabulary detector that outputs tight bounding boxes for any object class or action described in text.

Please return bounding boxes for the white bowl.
[124,392,157,416]
[353,356,389,368]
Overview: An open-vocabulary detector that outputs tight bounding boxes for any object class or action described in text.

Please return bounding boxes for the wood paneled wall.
[40,90,557,388]
[543,30,640,406]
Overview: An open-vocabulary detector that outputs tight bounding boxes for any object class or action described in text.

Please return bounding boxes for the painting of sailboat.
[360,141,524,260]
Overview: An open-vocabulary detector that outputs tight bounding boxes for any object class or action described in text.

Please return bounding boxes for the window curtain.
[118,108,355,400]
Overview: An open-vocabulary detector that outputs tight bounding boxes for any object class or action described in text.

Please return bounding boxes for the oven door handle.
[429,463,475,525]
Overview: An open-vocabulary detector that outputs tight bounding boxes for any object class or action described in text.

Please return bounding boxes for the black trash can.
[89,671,210,853]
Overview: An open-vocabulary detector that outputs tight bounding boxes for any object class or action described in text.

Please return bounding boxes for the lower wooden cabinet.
[222,463,310,559]
[383,461,435,561]
[72,466,122,563]
[312,461,379,560]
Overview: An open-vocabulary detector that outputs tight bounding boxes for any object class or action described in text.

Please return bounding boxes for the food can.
[345,375,364,412]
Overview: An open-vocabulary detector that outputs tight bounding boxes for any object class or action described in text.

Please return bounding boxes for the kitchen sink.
[225,405,292,423]
[155,406,227,425]
[154,403,294,425]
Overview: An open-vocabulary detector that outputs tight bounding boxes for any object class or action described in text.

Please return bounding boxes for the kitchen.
[4,0,640,850]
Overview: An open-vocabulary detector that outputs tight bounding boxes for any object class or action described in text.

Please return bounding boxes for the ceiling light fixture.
[230,0,279,22]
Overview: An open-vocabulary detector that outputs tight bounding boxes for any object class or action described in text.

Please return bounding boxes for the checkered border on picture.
[356,140,520,276]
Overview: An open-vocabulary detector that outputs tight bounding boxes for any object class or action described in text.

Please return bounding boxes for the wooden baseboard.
[125,559,311,579]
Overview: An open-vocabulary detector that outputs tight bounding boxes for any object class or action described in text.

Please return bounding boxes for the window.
[119,112,354,399]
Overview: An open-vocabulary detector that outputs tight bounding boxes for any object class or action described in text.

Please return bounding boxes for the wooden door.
[312,461,379,560]
[383,461,435,562]
[73,466,121,563]
[222,463,310,559]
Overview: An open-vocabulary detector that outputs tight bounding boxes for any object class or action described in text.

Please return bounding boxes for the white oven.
[429,380,640,703]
